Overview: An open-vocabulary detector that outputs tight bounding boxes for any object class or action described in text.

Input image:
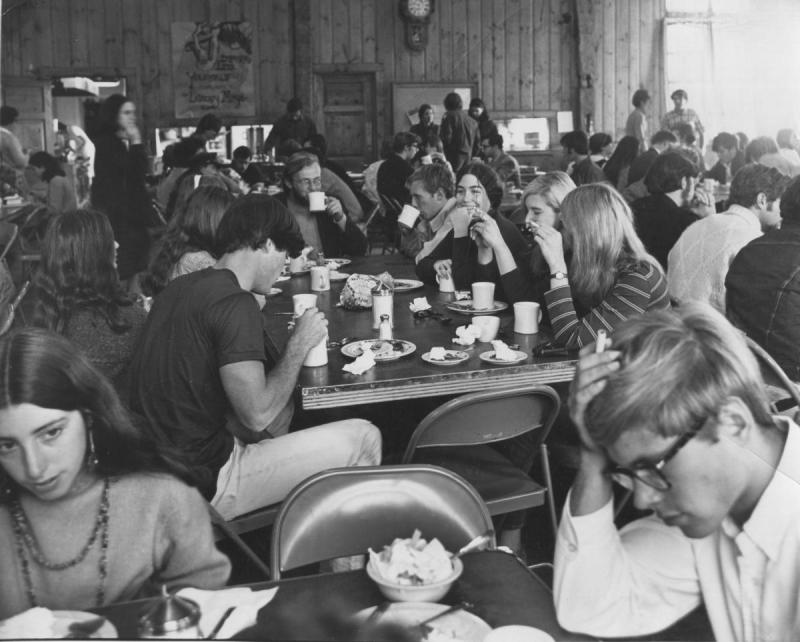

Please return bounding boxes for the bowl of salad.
[367,530,462,602]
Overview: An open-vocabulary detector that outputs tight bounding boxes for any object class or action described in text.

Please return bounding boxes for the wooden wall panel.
[3,0,669,157]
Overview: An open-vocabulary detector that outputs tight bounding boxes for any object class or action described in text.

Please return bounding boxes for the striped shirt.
[545,261,669,348]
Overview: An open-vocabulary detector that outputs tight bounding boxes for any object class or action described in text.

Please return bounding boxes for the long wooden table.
[262,255,577,410]
[93,551,595,641]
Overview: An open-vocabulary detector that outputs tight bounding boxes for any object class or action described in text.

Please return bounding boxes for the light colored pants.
[210,419,382,520]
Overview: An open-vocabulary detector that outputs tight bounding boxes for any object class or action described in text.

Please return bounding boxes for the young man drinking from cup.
[400,163,457,260]
[554,303,800,641]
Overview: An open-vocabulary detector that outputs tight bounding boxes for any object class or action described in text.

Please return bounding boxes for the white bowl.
[366,557,463,603]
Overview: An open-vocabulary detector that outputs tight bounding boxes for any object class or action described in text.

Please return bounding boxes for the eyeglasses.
[608,418,707,491]
[293,176,322,189]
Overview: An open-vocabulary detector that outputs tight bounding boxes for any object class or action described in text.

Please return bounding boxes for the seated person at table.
[0,328,230,619]
[27,151,77,214]
[622,129,677,202]
[304,134,365,209]
[554,304,800,641]
[377,131,420,211]
[473,171,575,308]
[262,97,318,157]
[416,161,529,303]
[726,175,800,382]
[290,149,365,225]
[400,163,457,260]
[570,135,607,187]
[129,195,381,519]
[480,133,521,190]
[630,151,713,270]
[668,165,788,313]
[704,132,745,186]
[31,209,147,389]
[278,153,367,258]
[142,185,236,296]
[229,145,266,187]
[601,135,639,192]
[534,183,668,348]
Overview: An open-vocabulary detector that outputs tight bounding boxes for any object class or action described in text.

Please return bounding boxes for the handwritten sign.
[172,21,255,119]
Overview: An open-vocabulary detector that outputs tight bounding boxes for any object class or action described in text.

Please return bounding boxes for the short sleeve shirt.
[129,268,266,495]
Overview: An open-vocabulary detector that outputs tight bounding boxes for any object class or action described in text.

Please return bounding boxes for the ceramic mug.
[308,191,326,212]
[398,204,420,228]
[471,315,500,342]
[436,273,456,293]
[310,266,330,292]
[513,301,542,334]
[471,282,496,310]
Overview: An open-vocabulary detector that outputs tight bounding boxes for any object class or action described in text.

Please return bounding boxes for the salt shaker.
[379,314,393,340]
[138,585,202,639]
[372,279,394,330]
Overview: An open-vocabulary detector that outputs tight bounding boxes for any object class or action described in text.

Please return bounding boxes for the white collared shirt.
[554,417,800,642]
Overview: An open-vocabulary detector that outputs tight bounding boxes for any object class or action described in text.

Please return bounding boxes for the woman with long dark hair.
[28,151,77,214]
[602,135,640,191]
[0,328,229,619]
[90,94,151,284]
[31,209,146,385]
[143,185,235,296]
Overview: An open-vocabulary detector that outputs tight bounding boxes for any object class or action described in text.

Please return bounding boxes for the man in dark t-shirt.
[130,195,381,518]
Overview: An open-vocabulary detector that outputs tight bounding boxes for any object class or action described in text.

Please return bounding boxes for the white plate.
[330,271,350,282]
[393,279,424,292]
[275,274,291,282]
[52,611,118,639]
[267,287,282,297]
[421,349,470,366]
[479,349,528,365]
[341,339,416,361]
[325,258,352,268]
[353,602,491,642]
[446,300,509,315]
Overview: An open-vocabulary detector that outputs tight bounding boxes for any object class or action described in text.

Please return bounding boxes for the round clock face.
[407,0,432,18]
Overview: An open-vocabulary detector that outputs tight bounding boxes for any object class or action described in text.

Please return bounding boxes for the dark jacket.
[440,110,479,173]
[377,153,414,209]
[571,157,607,187]
[631,193,699,270]
[726,222,800,381]
[276,193,367,257]
[704,151,745,185]
[626,148,659,186]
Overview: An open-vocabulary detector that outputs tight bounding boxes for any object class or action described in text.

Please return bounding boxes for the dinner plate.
[325,258,352,268]
[52,611,118,639]
[341,339,416,361]
[445,300,509,315]
[329,271,350,282]
[421,349,470,366]
[353,602,491,642]
[393,279,424,292]
[479,349,528,365]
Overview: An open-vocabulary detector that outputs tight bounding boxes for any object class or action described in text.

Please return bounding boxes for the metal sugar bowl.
[138,585,202,639]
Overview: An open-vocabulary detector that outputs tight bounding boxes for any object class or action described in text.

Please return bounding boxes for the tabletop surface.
[94,551,595,641]
[262,255,577,409]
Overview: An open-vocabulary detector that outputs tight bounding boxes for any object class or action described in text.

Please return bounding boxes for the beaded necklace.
[10,477,111,609]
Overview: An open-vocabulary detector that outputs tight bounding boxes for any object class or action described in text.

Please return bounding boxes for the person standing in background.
[440,92,479,173]
[262,98,318,158]
[625,89,651,153]
[90,94,151,287]
[467,98,498,159]
[410,104,439,142]
[661,89,705,151]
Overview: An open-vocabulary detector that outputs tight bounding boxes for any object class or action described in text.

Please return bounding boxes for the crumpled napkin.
[428,346,447,360]
[177,586,278,639]
[491,339,517,361]
[409,297,431,312]
[342,349,377,375]
[453,324,481,346]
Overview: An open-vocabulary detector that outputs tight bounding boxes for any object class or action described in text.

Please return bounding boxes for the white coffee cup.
[303,334,329,367]
[471,315,500,342]
[471,282,495,310]
[309,265,330,291]
[398,204,420,228]
[293,293,318,317]
[308,191,326,212]
[513,301,542,334]
[289,255,307,274]
[436,273,455,293]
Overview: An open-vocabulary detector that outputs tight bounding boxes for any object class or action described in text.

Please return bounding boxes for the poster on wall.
[172,21,255,119]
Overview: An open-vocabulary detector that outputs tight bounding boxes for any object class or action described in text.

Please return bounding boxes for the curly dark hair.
[0,328,197,501]
[32,209,133,334]
[142,185,235,296]
[456,160,504,211]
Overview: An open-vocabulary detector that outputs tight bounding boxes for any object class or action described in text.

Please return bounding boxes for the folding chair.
[744,336,800,413]
[207,501,281,580]
[402,385,561,542]
[378,194,403,254]
[270,464,494,580]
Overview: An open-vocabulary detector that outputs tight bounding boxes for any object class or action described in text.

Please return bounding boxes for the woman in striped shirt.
[533,183,669,348]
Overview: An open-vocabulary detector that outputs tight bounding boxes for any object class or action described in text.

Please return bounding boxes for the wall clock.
[399,0,434,52]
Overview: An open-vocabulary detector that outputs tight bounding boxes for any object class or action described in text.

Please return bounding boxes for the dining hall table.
[261,254,577,410]
[92,550,596,640]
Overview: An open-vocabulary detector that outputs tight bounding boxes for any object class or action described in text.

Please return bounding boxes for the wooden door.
[315,73,376,171]
[2,78,55,153]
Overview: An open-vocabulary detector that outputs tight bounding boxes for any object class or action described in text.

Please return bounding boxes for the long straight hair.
[560,183,658,308]
[0,329,196,500]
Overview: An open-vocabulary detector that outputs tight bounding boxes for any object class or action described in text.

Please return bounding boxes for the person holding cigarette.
[533,183,669,349]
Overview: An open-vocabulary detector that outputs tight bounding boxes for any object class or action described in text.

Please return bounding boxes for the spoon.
[452,529,495,561]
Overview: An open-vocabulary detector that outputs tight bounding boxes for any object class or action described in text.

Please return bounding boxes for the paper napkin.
[409,297,432,312]
[177,586,278,639]
[428,347,447,360]
[453,324,481,346]
[342,349,377,375]
[491,339,517,361]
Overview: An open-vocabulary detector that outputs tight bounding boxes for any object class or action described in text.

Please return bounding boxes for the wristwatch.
[550,271,568,280]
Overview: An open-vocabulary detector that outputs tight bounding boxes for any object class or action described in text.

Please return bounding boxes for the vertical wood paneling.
[103,0,123,70]
[548,0,562,111]
[452,0,468,81]
[361,1,376,63]
[480,0,494,106]
[331,0,348,63]
[505,0,521,109]
[533,0,549,110]
[347,0,363,63]
[466,0,482,84]
[438,0,453,81]
[614,0,628,137]
[86,0,106,67]
[70,0,89,67]
[519,0,534,111]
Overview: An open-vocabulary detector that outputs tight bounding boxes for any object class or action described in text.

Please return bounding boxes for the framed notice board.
[392,82,479,134]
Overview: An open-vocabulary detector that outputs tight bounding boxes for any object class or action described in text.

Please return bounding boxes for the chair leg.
[540,443,559,543]
[207,505,271,579]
